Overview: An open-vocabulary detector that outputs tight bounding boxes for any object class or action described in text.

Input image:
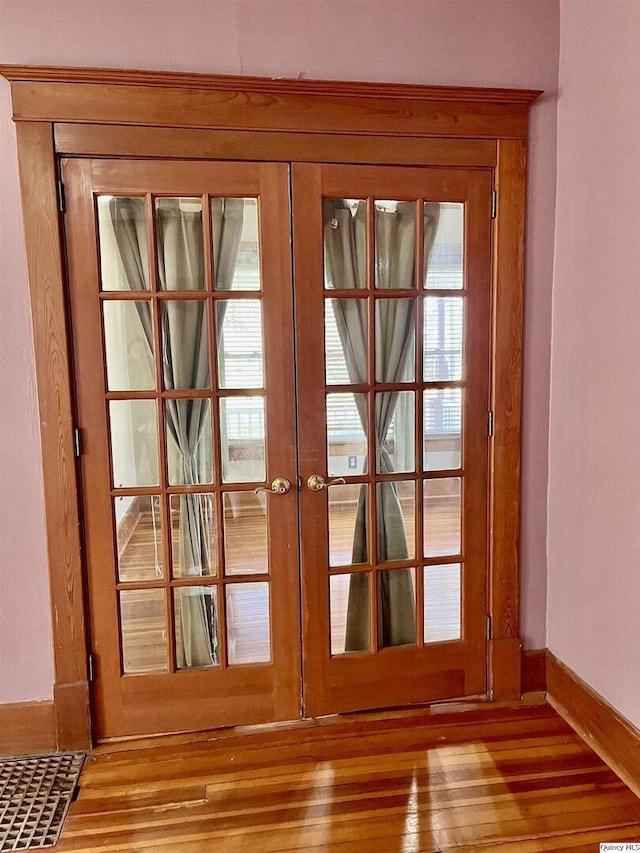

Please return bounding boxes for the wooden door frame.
[0,65,541,750]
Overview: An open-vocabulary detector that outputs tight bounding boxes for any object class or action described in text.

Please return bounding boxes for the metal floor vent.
[0,753,84,851]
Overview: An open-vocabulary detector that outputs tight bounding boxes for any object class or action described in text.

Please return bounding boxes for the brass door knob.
[306,474,347,491]
[254,477,291,495]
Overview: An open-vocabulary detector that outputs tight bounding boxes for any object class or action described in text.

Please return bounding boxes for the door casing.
[0,64,540,749]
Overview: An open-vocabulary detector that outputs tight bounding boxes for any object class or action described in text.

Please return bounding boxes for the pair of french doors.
[63,156,492,739]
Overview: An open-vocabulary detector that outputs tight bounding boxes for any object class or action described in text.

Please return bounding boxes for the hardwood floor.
[56,702,640,852]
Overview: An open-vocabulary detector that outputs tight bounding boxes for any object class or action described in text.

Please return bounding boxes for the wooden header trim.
[0,65,542,140]
[0,64,543,105]
[53,124,498,166]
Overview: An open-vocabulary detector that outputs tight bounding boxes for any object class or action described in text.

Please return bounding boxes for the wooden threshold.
[93,695,544,752]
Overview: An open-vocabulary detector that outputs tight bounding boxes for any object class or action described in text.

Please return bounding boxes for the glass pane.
[325,298,368,385]
[220,397,266,483]
[166,400,213,486]
[330,573,371,654]
[375,299,415,382]
[424,563,461,643]
[324,199,367,290]
[226,583,271,665]
[378,568,416,648]
[174,586,219,669]
[119,588,167,673]
[375,200,416,289]
[161,301,210,390]
[103,301,155,391]
[329,483,368,567]
[376,391,415,474]
[424,478,462,558]
[424,388,462,471]
[223,491,268,576]
[425,202,463,290]
[216,300,264,389]
[424,296,464,382]
[212,198,259,291]
[109,400,159,487]
[327,393,367,476]
[97,196,149,292]
[376,480,415,562]
[115,495,163,582]
[170,493,217,578]
[155,198,205,291]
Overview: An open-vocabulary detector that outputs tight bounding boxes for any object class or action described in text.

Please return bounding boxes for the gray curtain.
[110,197,244,668]
[323,200,441,650]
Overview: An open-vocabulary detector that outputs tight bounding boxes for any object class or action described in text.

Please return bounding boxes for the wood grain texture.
[0,701,56,756]
[489,638,522,702]
[8,80,533,140]
[54,681,91,752]
[52,702,640,852]
[14,122,91,750]
[547,651,640,799]
[53,124,499,166]
[489,138,527,699]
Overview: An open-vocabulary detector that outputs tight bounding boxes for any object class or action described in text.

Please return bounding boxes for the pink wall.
[0,79,54,703]
[0,0,559,702]
[548,0,640,728]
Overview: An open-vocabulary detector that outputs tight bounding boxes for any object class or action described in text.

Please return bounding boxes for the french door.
[63,157,492,739]
[295,164,491,716]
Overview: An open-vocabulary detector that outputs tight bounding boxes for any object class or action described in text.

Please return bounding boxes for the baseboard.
[546,651,640,798]
[522,648,547,693]
[0,700,56,757]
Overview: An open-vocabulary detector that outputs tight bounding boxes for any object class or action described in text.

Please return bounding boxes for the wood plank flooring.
[56,702,640,851]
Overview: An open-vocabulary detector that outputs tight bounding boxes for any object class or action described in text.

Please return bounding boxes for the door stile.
[256,164,304,706]
[458,172,492,695]
[291,164,330,713]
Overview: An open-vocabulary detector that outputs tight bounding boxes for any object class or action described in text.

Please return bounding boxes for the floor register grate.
[0,753,84,851]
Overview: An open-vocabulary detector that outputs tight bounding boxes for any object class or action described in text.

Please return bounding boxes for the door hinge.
[486,615,492,640]
[73,427,83,457]
[57,180,66,214]
[491,190,497,220]
[88,653,95,683]
[488,410,494,437]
